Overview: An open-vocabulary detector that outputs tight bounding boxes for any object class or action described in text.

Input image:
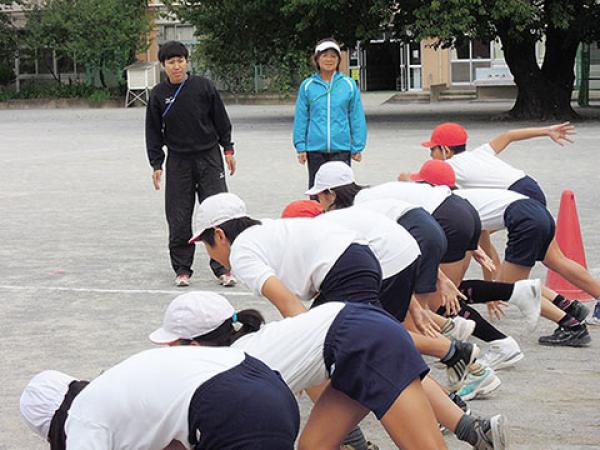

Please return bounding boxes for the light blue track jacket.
[293,72,367,154]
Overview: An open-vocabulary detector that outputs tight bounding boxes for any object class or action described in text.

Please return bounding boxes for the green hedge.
[0,83,115,103]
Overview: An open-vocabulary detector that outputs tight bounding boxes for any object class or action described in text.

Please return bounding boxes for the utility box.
[124,62,160,107]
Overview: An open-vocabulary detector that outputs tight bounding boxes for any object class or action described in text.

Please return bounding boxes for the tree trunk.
[98,68,107,88]
[499,32,579,120]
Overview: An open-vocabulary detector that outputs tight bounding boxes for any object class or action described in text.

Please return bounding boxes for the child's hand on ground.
[410,306,441,338]
[397,172,412,181]
[439,278,466,316]
[473,247,496,273]
[487,300,509,321]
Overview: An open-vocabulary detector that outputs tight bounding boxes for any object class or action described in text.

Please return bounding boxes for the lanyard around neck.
[162,76,187,119]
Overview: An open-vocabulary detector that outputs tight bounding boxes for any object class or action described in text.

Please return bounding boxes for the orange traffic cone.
[546,190,593,300]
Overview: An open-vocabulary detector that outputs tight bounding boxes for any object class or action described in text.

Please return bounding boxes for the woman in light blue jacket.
[293,38,367,191]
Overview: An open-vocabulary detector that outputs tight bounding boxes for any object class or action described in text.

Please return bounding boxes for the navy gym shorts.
[187,355,299,450]
[397,207,447,294]
[503,198,555,267]
[380,259,418,322]
[312,244,383,308]
[432,195,482,263]
[324,303,429,419]
[508,175,547,206]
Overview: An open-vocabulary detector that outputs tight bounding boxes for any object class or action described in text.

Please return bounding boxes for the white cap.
[20,370,76,439]
[189,193,247,244]
[315,41,341,55]
[149,291,235,344]
[305,161,355,195]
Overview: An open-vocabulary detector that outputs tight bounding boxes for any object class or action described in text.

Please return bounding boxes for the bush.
[0,62,14,85]
[87,89,111,105]
[11,83,96,99]
[0,83,119,103]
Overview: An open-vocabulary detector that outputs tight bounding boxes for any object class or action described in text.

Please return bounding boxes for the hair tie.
[232,312,238,323]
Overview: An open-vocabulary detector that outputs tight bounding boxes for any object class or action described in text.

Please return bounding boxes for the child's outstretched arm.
[489,122,575,154]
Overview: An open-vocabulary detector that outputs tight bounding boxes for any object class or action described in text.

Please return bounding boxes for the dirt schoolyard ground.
[1,100,599,449]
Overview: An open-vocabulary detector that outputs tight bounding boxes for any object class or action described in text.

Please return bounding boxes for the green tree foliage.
[0,0,20,83]
[394,0,600,119]
[24,0,150,87]
[172,0,600,118]
[167,0,318,95]
[283,0,600,119]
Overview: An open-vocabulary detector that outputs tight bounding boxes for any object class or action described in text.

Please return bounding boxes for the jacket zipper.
[327,85,331,152]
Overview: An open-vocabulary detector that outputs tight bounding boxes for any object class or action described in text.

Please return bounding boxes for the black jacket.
[145,74,234,170]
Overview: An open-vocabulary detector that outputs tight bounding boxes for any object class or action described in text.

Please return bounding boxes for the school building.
[3,0,599,99]
[345,39,600,100]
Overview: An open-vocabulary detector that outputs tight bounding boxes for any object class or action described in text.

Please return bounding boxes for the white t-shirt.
[448,143,526,189]
[65,347,246,450]
[316,207,420,279]
[455,189,528,231]
[355,182,451,214]
[230,218,362,301]
[233,302,345,393]
[353,197,418,220]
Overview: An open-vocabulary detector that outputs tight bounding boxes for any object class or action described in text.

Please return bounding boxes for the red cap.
[421,122,467,148]
[410,160,456,188]
[281,200,323,218]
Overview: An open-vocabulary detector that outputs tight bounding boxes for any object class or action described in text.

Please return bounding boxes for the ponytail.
[192,309,265,347]
[231,309,265,344]
[329,182,365,210]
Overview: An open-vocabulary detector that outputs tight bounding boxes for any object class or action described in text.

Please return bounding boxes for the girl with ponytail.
[150,291,508,450]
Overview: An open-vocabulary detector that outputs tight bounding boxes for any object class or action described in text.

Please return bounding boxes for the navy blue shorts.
[508,175,547,206]
[312,244,383,308]
[397,208,447,293]
[380,259,418,322]
[432,195,482,263]
[323,303,429,419]
[188,355,299,450]
[503,198,555,267]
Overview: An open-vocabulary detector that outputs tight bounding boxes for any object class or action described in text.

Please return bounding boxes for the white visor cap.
[149,291,236,344]
[305,161,355,195]
[189,193,247,244]
[315,41,341,55]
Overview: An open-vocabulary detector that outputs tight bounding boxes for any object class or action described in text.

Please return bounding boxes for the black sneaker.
[566,300,590,324]
[538,325,592,347]
[449,391,470,415]
[341,442,379,450]
[472,415,508,450]
[443,340,479,390]
[341,426,379,450]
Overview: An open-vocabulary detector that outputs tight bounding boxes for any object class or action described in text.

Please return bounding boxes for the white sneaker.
[479,336,524,371]
[510,279,542,331]
[456,366,502,401]
[442,316,476,341]
[587,300,600,325]
[218,273,236,287]
[175,274,190,287]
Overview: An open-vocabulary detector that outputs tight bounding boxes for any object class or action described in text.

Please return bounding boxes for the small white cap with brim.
[189,192,247,244]
[149,291,235,344]
[20,370,76,439]
[305,161,355,195]
[315,41,341,55]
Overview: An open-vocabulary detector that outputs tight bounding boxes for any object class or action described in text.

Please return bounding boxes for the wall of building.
[421,39,449,90]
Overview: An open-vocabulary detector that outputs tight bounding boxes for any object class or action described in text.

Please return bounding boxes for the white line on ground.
[0,285,253,296]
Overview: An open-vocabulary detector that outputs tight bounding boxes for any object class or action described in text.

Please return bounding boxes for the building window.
[450,40,493,85]
[159,24,197,44]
